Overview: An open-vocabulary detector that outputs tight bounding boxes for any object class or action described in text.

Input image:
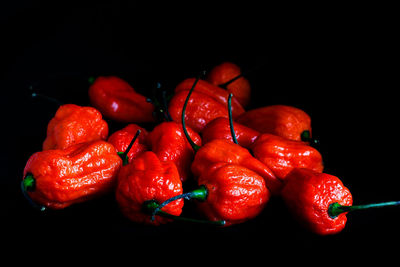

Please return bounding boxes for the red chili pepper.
[281,168,400,235]
[107,124,149,164]
[206,62,251,107]
[115,151,184,225]
[153,162,269,226]
[147,121,201,182]
[43,104,109,150]
[236,105,313,142]
[251,133,324,181]
[21,140,122,210]
[201,117,260,149]
[88,76,155,123]
[168,78,245,132]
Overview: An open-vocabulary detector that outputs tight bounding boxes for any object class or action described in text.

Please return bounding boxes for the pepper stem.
[150,186,208,221]
[328,201,400,219]
[181,77,201,152]
[219,73,243,89]
[117,129,141,165]
[143,199,225,226]
[21,174,46,211]
[227,93,239,144]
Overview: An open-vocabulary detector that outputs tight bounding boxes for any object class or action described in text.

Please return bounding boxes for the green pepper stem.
[150,186,208,221]
[143,199,225,226]
[30,84,63,106]
[21,174,46,211]
[181,77,201,152]
[88,76,96,85]
[328,201,400,219]
[118,129,141,165]
[219,73,243,89]
[227,93,239,145]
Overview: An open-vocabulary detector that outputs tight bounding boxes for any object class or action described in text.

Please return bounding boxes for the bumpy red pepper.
[147,121,201,182]
[43,104,109,150]
[22,140,122,210]
[206,62,251,107]
[168,78,245,132]
[201,117,260,149]
[153,162,269,226]
[281,168,400,235]
[115,151,184,225]
[236,105,312,142]
[88,76,155,123]
[107,124,149,164]
[251,133,324,181]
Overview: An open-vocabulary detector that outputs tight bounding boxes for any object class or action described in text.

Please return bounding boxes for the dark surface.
[2,1,399,263]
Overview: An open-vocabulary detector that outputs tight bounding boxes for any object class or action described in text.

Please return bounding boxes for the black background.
[1,1,399,264]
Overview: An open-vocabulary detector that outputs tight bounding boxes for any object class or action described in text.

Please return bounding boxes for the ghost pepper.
[281,168,400,235]
[115,151,184,225]
[153,162,269,226]
[147,121,201,182]
[21,140,122,210]
[251,133,324,181]
[43,104,109,150]
[236,105,313,142]
[107,124,149,164]
[168,77,245,132]
[88,76,155,123]
[206,62,251,107]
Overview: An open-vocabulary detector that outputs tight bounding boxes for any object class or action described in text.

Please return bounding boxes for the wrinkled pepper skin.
[115,151,184,225]
[147,121,201,182]
[191,139,282,194]
[169,78,245,132]
[281,168,353,235]
[23,140,122,209]
[251,134,323,181]
[43,104,109,150]
[88,76,155,123]
[206,62,251,107]
[196,163,270,226]
[201,117,260,149]
[236,105,312,141]
[107,124,149,164]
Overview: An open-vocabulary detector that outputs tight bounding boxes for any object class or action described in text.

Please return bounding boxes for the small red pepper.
[153,162,269,226]
[201,117,260,149]
[88,76,155,123]
[22,140,122,210]
[168,78,245,132]
[206,62,251,107]
[107,124,149,164]
[281,168,400,235]
[147,121,201,182]
[115,151,184,226]
[236,105,313,142]
[251,133,324,181]
[43,104,109,150]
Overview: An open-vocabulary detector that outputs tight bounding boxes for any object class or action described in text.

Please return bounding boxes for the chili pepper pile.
[21,61,400,235]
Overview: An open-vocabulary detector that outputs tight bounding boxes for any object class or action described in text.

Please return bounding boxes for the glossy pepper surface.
[191,139,282,194]
[236,105,312,142]
[107,124,149,164]
[251,133,323,181]
[168,78,245,132]
[281,168,353,235]
[115,151,184,225]
[22,140,122,210]
[197,163,270,226]
[201,117,260,149]
[88,76,155,123]
[206,62,251,107]
[42,104,109,150]
[147,121,201,182]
